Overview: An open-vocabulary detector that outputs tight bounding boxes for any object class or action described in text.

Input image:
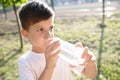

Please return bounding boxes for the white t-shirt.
[18,51,73,80]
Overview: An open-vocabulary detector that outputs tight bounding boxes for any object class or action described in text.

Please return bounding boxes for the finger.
[84,53,92,64]
[53,48,61,56]
[46,38,59,50]
[69,64,76,68]
[47,41,59,54]
[46,40,60,55]
[89,51,96,61]
[75,42,83,48]
[81,47,89,58]
[82,47,92,64]
[45,38,54,47]
[46,37,60,45]
[82,59,95,66]
[47,38,58,45]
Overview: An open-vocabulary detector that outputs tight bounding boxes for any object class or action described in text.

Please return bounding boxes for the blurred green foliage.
[0,0,28,7]
[0,13,120,80]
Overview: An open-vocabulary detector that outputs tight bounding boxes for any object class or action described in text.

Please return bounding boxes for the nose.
[45,30,53,38]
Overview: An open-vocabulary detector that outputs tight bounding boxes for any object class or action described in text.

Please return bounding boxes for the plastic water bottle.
[57,38,85,75]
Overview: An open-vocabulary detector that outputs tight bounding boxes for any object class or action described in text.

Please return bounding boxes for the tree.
[50,0,54,10]
[1,2,7,19]
[0,0,28,50]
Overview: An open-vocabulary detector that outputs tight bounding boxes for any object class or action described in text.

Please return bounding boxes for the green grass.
[55,15,120,80]
[0,13,120,80]
[0,20,31,80]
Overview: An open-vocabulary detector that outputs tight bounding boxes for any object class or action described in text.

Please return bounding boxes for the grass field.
[0,12,120,80]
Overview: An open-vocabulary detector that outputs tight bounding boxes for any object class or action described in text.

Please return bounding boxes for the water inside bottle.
[58,39,85,66]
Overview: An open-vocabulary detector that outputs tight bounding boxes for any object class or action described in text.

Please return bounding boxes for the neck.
[32,47,45,54]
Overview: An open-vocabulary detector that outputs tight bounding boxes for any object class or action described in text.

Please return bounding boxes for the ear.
[21,29,29,40]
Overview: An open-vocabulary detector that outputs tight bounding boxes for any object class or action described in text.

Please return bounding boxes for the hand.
[45,38,61,69]
[75,42,98,79]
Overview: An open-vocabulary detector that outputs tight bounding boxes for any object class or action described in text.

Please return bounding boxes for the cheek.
[36,35,46,46]
[28,33,41,43]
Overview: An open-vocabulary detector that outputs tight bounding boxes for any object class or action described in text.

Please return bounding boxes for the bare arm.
[38,67,54,80]
[39,39,61,80]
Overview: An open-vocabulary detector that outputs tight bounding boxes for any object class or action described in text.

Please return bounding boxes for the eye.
[50,26,54,31]
[37,28,43,32]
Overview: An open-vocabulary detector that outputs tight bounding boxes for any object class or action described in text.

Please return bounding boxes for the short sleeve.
[18,59,36,80]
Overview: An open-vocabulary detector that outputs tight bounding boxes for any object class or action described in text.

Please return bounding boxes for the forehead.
[30,17,54,28]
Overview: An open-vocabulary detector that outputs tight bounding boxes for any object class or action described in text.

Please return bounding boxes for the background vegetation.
[0,2,120,79]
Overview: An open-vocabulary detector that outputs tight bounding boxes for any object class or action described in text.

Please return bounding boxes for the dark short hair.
[18,1,55,30]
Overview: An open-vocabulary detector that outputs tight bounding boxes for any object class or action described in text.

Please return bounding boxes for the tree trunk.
[12,3,23,50]
[2,2,7,20]
[45,0,48,3]
[50,0,54,10]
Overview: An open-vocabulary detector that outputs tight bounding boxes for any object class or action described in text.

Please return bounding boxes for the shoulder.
[18,51,45,66]
[18,51,31,66]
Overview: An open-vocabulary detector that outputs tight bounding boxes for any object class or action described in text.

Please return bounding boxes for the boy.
[18,1,98,80]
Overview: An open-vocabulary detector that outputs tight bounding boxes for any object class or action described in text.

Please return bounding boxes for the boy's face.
[22,17,54,53]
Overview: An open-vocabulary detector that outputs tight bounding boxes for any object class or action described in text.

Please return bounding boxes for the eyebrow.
[34,24,54,29]
[34,25,43,29]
